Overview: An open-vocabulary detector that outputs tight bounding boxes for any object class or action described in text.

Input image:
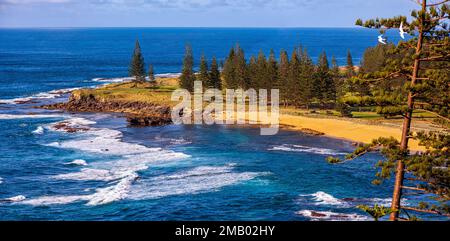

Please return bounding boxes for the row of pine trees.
[179,45,221,92]
[179,44,356,108]
[129,40,358,109]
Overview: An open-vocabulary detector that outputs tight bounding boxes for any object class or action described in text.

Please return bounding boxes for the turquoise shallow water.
[0,28,428,220]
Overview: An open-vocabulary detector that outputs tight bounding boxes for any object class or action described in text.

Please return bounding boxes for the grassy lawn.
[351,111,383,119]
[73,81,176,106]
[72,79,442,124]
[352,110,439,120]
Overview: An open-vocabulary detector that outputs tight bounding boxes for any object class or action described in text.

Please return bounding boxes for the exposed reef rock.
[39,93,172,126]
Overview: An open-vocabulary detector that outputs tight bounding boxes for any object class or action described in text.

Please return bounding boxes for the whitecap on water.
[90,77,134,83]
[0,87,80,105]
[155,73,181,78]
[298,191,408,208]
[14,116,268,206]
[1,195,26,203]
[65,159,88,166]
[0,114,64,120]
[169,138,192,145]
[32,126,44,135]
[299,191,349,207]
[296,210,368,221]
[21,173,139,206]
[20,116,190,206]
[24,163,265,206]
[127,164,266,200]
[268,144,347,155]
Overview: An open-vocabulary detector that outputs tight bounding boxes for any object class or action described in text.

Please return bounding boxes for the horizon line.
[0,26,363,29]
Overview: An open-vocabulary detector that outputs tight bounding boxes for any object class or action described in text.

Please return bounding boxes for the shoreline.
[278,114,425,152]
[215,110,426,152]
[25,77,427,152]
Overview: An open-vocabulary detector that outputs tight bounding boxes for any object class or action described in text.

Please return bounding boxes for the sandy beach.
[215,109,427,152]
[278,114,425,152]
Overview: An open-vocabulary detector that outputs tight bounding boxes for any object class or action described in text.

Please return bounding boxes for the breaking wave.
[268,144,347,155]
[127,164,267,200]
[65,159,88,166]
[16,116,262,206]
[0,114,64,120]
[19,117,189,206]
[296,210,368,221]
[0,87,80,105]
[1,195,26,203]
[32,126,45,134]
[299,191,349,207]
[295,191,409,220]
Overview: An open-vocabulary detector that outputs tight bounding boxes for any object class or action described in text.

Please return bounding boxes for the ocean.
[0,28,416,220]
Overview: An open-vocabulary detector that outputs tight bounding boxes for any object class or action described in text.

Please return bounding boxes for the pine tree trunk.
[389,0,426,221]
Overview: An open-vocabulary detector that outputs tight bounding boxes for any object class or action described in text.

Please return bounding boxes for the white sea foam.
[32,126,44,134]
[154,136,192,145]
[128,164,265,200]
[21,116,191,206]
[55,168,130,181]
[24,164,264,206]
[0,114,64,120]
[268,144,347,155]
[169,138,192,145]
[91,77,134,83]
[0,87,79,104]
[296,210,368,221]
[299,192,408,209]
[151,165,235,181]
[300,191,349,207]
[86,173,138,206]
[1,195,26,202]
[155,73,181,78]
[65,159,88,166]
[22,195,86,206]
[357,197,408,207]
[19,115,264,206]
[90,74,180,83]
[21,173,139,206]
[64,117,97,126]
[0,177,3,184]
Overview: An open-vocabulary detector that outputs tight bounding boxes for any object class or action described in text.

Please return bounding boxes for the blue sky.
[0,0,418,27]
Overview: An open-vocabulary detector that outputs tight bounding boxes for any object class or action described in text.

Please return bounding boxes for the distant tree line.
[180,44,358,110]
[158,37,448,122]
[179,44,221,92]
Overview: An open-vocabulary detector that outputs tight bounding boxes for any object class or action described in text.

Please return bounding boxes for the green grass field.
[73,81,176,106]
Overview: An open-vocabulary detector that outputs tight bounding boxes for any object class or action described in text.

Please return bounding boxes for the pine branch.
[401,186,428,192]
[402,206,450,217]
[419,55,449,61]
[415,108,450,122]
[426,0,449,7]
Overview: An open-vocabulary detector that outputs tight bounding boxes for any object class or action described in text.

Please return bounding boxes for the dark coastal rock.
[126,114,172,126]
[299,128,325,136]
[39,93,172,127]
[309,211,327,217]
[15,100,39,104]
[53,122,90,133]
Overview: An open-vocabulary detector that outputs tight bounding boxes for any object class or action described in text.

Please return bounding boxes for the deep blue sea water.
[0,28,424,221]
